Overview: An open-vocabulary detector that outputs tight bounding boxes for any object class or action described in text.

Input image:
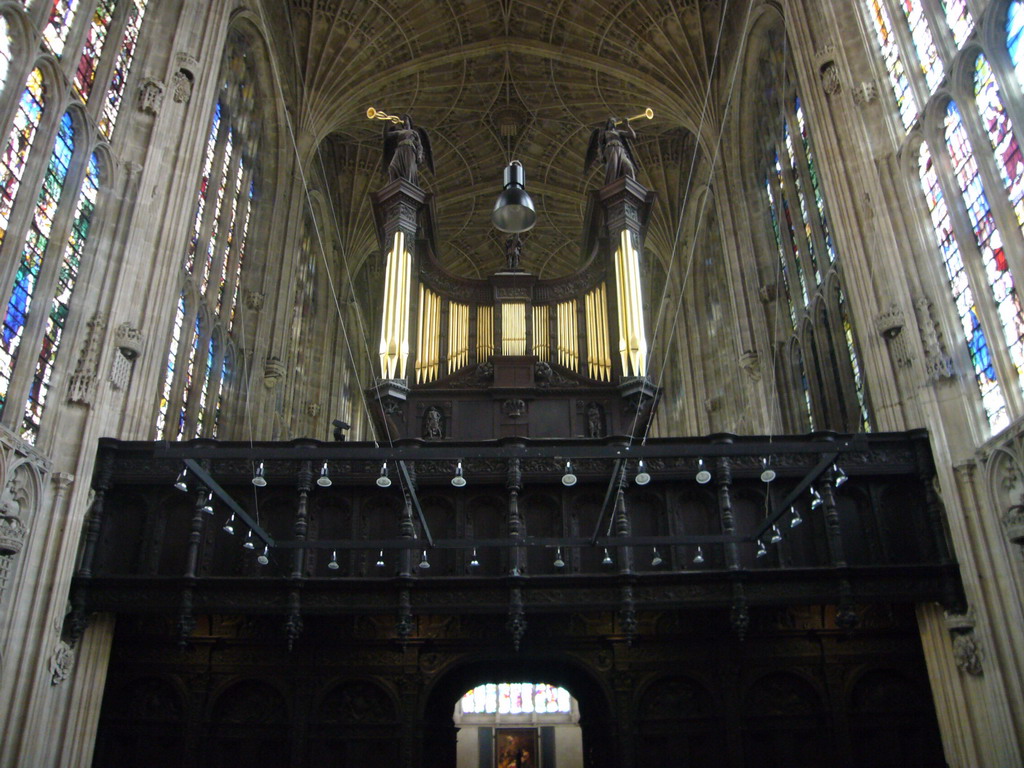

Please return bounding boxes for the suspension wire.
[624,0,734,443]
[254,0,390,449]
[633,0,758,446]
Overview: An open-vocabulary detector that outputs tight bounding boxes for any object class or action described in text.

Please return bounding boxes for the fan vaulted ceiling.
[259,0,740,278]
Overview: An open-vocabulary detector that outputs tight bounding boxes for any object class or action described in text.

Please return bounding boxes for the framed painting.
[495,728,538,768]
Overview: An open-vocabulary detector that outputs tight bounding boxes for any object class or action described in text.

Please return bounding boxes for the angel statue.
[382,115,434,185]
[585,117,637,185]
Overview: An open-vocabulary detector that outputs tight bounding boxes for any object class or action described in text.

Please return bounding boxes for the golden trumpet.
[614,108,654,126]
[366,107,402,124]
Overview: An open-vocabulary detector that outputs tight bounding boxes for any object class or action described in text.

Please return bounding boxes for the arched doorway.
[419,656,615,768]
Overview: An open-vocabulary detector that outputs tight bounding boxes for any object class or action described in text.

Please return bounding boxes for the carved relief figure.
[585,118,637,184]
[586,402,605,438]
[423,406,444,439]
[382,115,434,185]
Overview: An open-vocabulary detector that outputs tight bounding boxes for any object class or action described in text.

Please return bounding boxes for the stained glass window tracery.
[944,101,1024,398]
[158,32,262,439]
[73,0,115,102]
[0,16,12,94]
[0,70,45,248]
[783,119,821,284]
[43,0,80,58]
[186,102,221,274]
[156,294,185,438]
[897,0,944,93]
[0,112,73,417]
[867,0,919,130]
[974,53,1024,231]
[1009,1,1024,90]
[98,0,148,139]
[22,153,98,441]
[942,0,973,47]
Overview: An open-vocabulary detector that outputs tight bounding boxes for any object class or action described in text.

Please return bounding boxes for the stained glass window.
[43,0,80,58]
[945,102,1024,397]
[866,0,919,130]
[795,97,836,263]
[176,315,201,439]
[1009,1,1024,90]
[99,0,148,140]
[0,16,12,94]
[773,152,809,306]
[766,177,797,330]
[186,103,221,273]
[897,1,944,93]
[0,113,73,416]
[194,335,214,437]
[73,0,115,102]
[783,119,820,284]
[838,287,870,431]
[460,684,572,715]
[942,0,973,47]
[156,294,185,438]
[975,54,1024,231]
[228,180,253,330]
[0,70,45,247]
[919,141,1009,429]
[201,127,233,295]
[22,153,99,441]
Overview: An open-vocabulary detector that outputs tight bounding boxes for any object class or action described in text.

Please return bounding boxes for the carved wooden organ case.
[367,175,660,441]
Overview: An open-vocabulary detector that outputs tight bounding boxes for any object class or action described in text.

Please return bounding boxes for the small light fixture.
[833,463,848,487]
[693,546,705,565]
[243,530,256,550]
[451,460,467,488]
[328,550,340,570]
[810,486,823,509]
[755,539,768,558]
[469,548,480,568]
[376,462,392,488]
[419,550,431,569]
[317,460,332,488]
[561,461,577,487]
[651,547,663,567]
[251,461,267,487]
[222,513,236,535]
[491,160,537,233]
[257,546,269,566]
[553,547,565,569]
[760,457,776,484]
[790,506,803,527]
[695,459,711,485]
[635,460,651,486]
[375,550,385,568]
[770,525,783,544]
[199,492,214,515]
[601,548,613,566]
[174,467,189,492]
